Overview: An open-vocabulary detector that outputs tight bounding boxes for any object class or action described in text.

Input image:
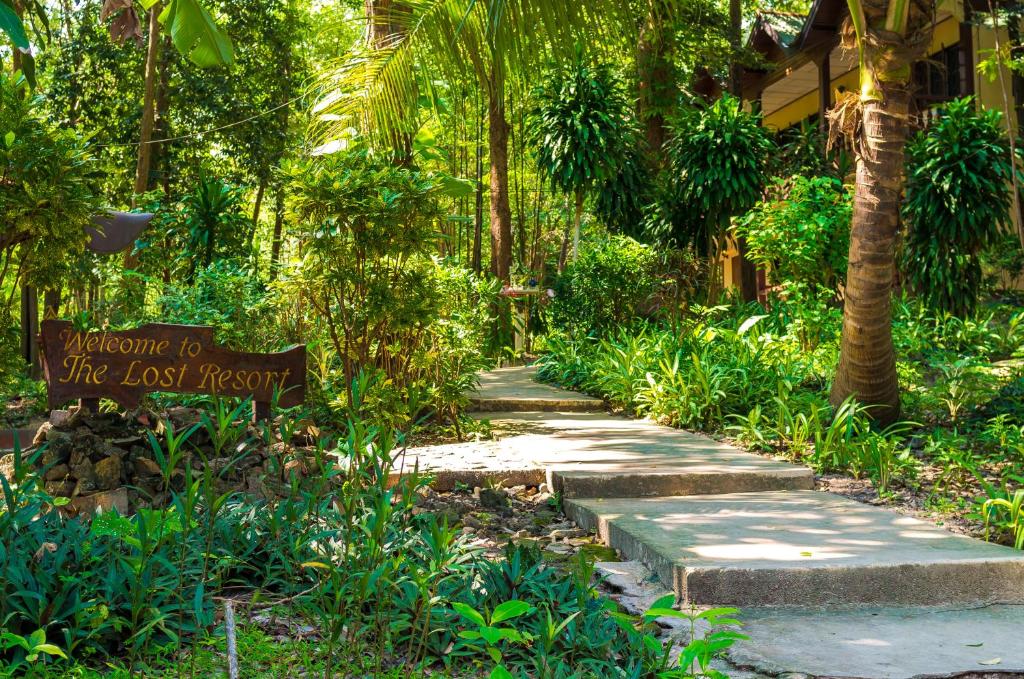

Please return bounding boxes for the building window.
[914,43,962,105]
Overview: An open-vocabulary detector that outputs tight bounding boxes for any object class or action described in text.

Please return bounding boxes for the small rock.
[134,457,162,478]
[0,454,13,482]
[94,455,123,490]
[45,480,74,497]
[71,458,95,483]
[33,422,53,446]
[44,464,70,481]
[48,410,71,427]
[479,487,510,510]
[71,487,129,516]
[544,542,573,555]
[41,434,72,466]
[549,528,586,540]
[73,476,98,496]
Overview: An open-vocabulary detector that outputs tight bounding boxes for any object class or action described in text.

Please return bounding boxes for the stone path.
[407,365,1024,678]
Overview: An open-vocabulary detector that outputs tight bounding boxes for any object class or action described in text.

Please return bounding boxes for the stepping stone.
[566,491,1024,607]
[403,412,813,495]
[469,365,604,412]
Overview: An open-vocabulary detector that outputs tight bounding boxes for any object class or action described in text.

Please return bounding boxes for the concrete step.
[730,604,1024,678]
[403,412,814,494]
[469,366,604,413]
[594,560,1024,678]
[552,465,813,499]
[567,491,1024,607]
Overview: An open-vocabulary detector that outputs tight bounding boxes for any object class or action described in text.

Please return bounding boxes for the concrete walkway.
[469,365,605,412]
[406,366,1024,678]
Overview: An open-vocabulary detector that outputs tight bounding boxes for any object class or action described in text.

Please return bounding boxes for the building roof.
[755,11,807,51]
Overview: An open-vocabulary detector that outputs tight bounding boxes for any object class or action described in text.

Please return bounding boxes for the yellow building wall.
[762,16,963,132]
[735,10,1023,294]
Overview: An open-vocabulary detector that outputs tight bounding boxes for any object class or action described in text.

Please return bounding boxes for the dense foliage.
[903,98,1015,317]
[0,74,98,294]
[551,235,660,336]
[0,402,741,676]
[288,150,498,430]
[659,95,774,256]
[735,176,851,291]
[531,55,633,208]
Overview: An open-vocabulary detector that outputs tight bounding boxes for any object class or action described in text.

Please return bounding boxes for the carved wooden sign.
[40,320,305,417]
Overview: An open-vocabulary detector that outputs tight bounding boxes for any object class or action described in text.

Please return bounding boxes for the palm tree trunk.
[831,0,932,425]
[488,66,513,283]
[830,82,908,424]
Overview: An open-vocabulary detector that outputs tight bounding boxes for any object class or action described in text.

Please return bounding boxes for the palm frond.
[311,0,636,148]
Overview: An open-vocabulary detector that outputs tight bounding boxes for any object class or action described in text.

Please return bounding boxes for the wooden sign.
[40,320,305,419]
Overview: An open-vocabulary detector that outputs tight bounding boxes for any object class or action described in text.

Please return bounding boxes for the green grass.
[35,624,445,678]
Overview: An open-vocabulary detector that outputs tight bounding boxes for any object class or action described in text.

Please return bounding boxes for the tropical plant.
[664,94,773,297]
[735,175,851,291]
[312,0,632,282]
[172,176,252,281]
[902,98,1015,317]
[287,149,442,403]
[0,73,99,295]
[531,53,633,269]
[666,94,772,258]
[551,235,660,336]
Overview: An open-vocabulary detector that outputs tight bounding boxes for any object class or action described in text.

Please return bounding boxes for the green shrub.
[663,94,774,256]
[3,399,714,676]
[551,235,660,336]
[156,260,278,351]
[0,73,99,296]
[287,150,497,429]
[903,98,1015,317]
[735,175,851,291]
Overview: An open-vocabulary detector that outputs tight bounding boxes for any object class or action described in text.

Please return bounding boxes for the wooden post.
[252,401,271,423]
[20,285,39,375]
[960,4,975,98]
[818,51,831,136]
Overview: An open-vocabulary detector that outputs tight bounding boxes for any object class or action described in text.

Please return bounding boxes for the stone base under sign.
[0,405,323,516]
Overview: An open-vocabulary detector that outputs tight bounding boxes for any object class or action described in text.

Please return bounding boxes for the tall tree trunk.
[728,0,742,96]
[133,6,161,201]
[728,0,759,302]
[637,0,673,159]
[270,185,285,281]
[473,95,484,273]
[155,35,173,197]
[488,67,513,283]
[250,176,267,254]
[20,286,38,376]
[831,0,930,424]
[571,189,584,263]
[831,81,908,424]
